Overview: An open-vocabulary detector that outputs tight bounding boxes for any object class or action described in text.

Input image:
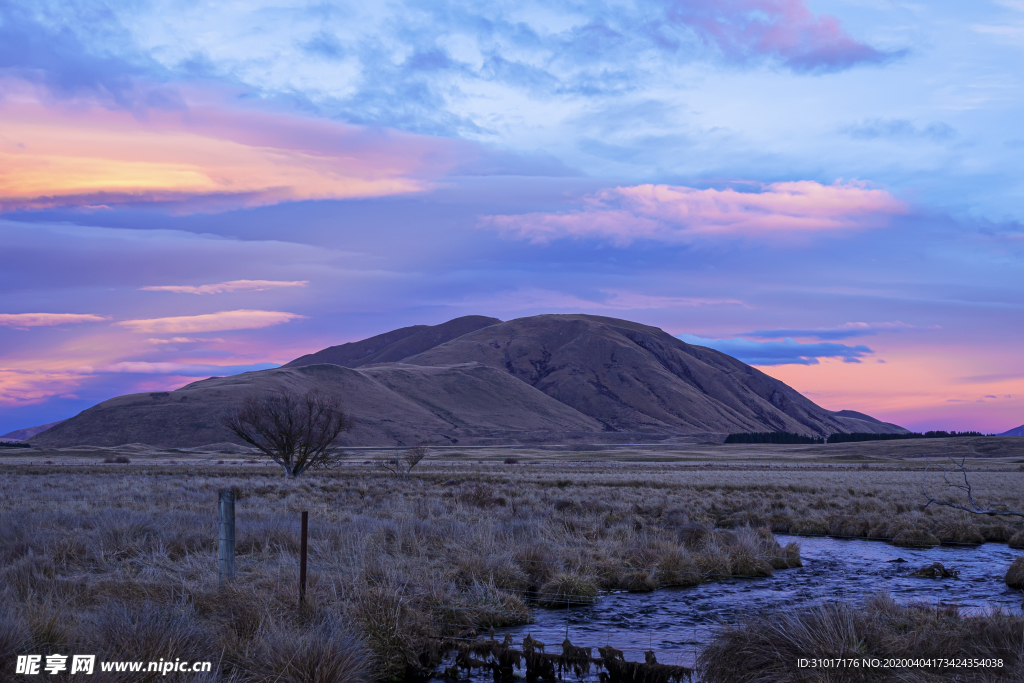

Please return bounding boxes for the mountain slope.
[1,420,65,442]
[829,410,908,434]
[286,315,500,368]
[30,362,602,448]
[404,314,903,436]
[1000,424,1024,437]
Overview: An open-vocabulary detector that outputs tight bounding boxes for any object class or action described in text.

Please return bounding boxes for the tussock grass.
[537,571,600,606]
[1005,557,1024,589]
[0,461,808,680]
[698,593,1024,682]
[6,458,1022,679]
[240,616,372,683]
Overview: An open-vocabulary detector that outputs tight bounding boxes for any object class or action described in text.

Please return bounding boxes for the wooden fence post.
[218,489,235,586]
[299,510,308,605]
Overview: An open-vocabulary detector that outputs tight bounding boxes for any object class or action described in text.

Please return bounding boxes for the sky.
[1,0,1023,435]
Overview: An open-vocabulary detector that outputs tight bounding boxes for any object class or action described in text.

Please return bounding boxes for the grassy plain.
[3,436,1024,681]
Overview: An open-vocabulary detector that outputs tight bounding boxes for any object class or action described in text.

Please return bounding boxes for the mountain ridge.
[30,314,907,448]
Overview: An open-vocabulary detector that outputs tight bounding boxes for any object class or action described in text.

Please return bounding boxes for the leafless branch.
[921,457,1024,517]
[221,389,351,478]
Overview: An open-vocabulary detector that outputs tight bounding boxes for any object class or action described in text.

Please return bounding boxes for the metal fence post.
[299,510,308,605]
[218,489,235,586]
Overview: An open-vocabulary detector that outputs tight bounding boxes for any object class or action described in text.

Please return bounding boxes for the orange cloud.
[0,83,474,211]
[0,313,108,327]
[115,309,305,333]
[760,348,1024,433]
[142,279,309,294]
[484,181,907,244]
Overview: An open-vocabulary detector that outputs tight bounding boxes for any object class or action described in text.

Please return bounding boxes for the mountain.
[1000,424,1024,437]
[829,410,907,434]
[30,362,602,448]
[400,315,903,435]
[1,420,65,442]
[30,314,907,448]
[286,315,500,368]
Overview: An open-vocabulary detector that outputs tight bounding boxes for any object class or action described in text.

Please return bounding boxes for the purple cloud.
[667,0,901,72]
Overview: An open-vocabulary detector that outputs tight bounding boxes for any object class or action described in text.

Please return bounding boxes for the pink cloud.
[114,309,305,334]
[0,313,108,328]
[484,181,907,245]
[0,364,95,404]
[146,337,224,344]
[141,279,308,295]
[0,81,479,212]
[670,0,895,71]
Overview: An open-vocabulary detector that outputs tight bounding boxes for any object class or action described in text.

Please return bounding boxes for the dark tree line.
[725,430,986,445]
[827,430,984,443]
[724,432,824,445]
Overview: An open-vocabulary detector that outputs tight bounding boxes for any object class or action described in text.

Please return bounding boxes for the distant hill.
[286,315,500,368]
[31,314,907,448]
[1000,424,1024,437]
[402,315,904,436]
[1,420,65,442]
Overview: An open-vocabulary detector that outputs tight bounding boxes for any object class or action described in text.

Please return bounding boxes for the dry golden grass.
[4,443,1024,681]
[0,456,801,681]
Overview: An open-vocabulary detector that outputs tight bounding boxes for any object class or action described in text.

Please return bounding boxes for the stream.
[491,535,1024,671]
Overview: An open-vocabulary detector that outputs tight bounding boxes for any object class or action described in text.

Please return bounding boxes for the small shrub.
[103,456,131,464]
[503,457,519,464]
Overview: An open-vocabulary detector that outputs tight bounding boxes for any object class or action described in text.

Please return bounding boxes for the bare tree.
[221,389,351,478]
[381,446,427,479]
[922,457,1023,517]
